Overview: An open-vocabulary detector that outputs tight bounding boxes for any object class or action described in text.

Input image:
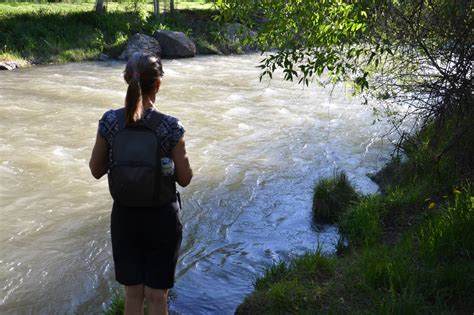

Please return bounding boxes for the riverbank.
[236,107,474,313]
[0,2,244,67]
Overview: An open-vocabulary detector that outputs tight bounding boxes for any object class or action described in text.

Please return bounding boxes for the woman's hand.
[171,136,193,187]
[89,132,109,179]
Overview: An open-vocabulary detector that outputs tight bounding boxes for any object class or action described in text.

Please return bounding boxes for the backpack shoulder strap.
[145,109,165,133]
[115,107,126,130]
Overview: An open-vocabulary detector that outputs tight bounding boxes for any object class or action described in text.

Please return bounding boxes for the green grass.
[237,250,337,314]
[339,194,384,247]
[0,4,147,64]
[312,171,360,224]
[103,289,125,315]
[0,1,212,14]
[0,1,238,65]
[418,185,474,264]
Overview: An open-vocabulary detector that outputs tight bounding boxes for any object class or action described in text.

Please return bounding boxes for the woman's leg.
[144,286,168,315]
[124,284,145,315]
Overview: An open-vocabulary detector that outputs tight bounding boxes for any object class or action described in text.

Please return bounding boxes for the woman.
[89,52,192,315]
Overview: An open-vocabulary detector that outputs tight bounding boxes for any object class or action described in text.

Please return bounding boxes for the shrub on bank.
[312,171,359,224]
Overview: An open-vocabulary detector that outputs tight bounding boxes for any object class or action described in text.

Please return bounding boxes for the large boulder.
[152,30,196,58]
[0,61,19,71]
[118,33,161,61]
[225,23,258,52]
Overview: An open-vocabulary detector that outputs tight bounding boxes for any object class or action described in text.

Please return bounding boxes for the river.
[0,54,394,314]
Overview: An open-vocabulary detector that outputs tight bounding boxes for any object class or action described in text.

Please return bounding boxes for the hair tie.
[132,72,141,79]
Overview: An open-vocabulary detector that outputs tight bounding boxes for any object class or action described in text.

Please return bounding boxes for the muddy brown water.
[0,54,395,314]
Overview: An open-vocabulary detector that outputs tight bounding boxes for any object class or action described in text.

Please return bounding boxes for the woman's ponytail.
[125,74,142,125]
[123,52,164,125]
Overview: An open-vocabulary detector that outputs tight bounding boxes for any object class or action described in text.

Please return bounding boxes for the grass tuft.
[312,171,359,224]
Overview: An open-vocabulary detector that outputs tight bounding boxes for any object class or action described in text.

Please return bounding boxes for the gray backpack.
[107,108,176,207]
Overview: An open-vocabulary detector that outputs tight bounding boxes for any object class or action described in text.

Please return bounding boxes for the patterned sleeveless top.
[98,107,185,155]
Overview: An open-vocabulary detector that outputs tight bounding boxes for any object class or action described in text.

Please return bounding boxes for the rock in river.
[0,61,19,71]
[153,30,196,58]
[118,33,162,61]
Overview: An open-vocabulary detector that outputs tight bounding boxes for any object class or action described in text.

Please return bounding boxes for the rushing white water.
[0,54,394,314]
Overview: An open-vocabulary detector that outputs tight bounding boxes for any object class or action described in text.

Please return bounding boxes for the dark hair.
[123,52,164,125]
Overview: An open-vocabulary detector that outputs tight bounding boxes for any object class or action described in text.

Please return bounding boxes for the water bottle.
[161,157,174,176]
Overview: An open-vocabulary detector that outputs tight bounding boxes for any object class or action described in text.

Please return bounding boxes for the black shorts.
[111,201,182,289]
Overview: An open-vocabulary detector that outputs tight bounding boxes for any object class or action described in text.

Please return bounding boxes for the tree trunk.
[170,0,174,14]
[153,0,160,17]
[95,0,106,14]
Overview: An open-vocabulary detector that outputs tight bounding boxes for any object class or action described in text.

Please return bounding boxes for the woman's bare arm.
[171,136,193,187]
[89,132,109,179]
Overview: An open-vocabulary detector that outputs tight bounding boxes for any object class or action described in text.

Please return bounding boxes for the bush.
[312,171,359,224]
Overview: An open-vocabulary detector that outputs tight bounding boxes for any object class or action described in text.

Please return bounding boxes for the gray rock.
[225,23,257,42]
[118,33,161,61]
[98,53,110,61]
[153,30,196,58]
[0,61,19,71]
